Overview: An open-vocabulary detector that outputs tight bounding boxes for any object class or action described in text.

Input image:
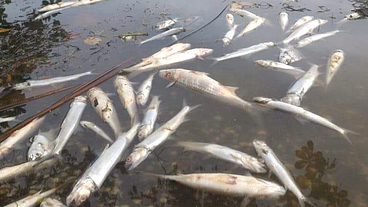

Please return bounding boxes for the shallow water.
[0,0,367,206]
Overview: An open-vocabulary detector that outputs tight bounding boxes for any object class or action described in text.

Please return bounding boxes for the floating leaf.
[295,149,307,159]
[295,160,308,169]
[307,140,314,151]
[0,28,11,33]
[84,37,102,46]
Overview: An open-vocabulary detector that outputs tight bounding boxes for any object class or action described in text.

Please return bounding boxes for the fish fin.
[209,57,219,67]
[295,117,309,125]
[224,86,239,95]
[171,35,178,42]
[240,197,251,207]
[166,81,176,88]
[341,128,360,145]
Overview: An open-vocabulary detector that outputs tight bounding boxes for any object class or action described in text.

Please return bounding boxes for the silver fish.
[159,69,254,113]
[0,116,17,123]
[138,96,161,140]
[226,13,235,29]
[222,24,238,46]
[66,124,139,206]
[139,27,185,45]
[80,121,114,143]
[136,72,156,106]
[345,11,364,20]
[253,140,315,207]
[13,71,94,90]
[278,12,289,31]
[35,8,67,20]
[254,60,305,79]
[283,19,328,44]
[279,46,303,65]
[325,50,344,87]
[125,102,198,170]
[253,97,356,144]
[177,141,267,173]
[296,30,340,48]
[4,186,60,207]
[88,87,122,138]
[286,16,314,33]
[38,1,76,12]
[214,42,275,62]
[281,64,319,106]
[155,18,179,30]
[0,158,56,183]
[114,75,139,126]
[28,128,58,161]
[53,96,87,156]
[0,116,45,159]
[229,7,261,19]
[40,198,66,207]
[236,18,265,38]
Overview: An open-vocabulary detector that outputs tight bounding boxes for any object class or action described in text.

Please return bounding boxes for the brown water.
[0,0,367,206]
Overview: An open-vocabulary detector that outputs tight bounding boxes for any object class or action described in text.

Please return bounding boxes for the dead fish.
[177,141,267,173]
[138,96,161,140]
[213,42,275,62]
[88,87,122,138]
[283,19,328,44]
[254,60,305,79]
[155,18,179,30]
[236,18,265,38]
[35,8,67,20]
[28,128,58,161]
[226,13,235,28]
[139,27,185,45]
[114,75,139,126]
[229,7,262,20]
[279,45,303,65]
[40,198,66,207]
[278,12,289,31]
[296,30,340,48]
[80,121,114,143]
[4,186,61,207]
[136,72,156,106]
[222,24,238,46]
[38,1,76,12]
[286,16,314,33]
[325,50,345,88]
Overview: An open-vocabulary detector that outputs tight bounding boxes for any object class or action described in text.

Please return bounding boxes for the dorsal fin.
[225,86,239,95]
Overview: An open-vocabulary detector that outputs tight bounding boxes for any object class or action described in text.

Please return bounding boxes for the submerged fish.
[254,60,305,79]
[66,124,139,206]
[283,19,328,44]
[278,12,289,31]
[325,50,345,88]
[222,24,238,46]
[281,64,319,106]
[214,42,275,62]
[13,71,94,90]
[253,140,315,207]
[0,116,45,159]
[286,16,314,33]
[236,18,265,38]
[279,46,303,65]
[159,69,254,113]
[226,13,235,29]
[28,128,58,161]
[138,96,161,140]
[125,102,198,170]
[136,72,156,106]
[296,30,340,48]
[114,75,139,126]
[4,186,61,207]
[88,87,122,138]
[40,198,66,207]
[155,18,179,30]
[80,121,114,143]
[177,141,267,173]
[139,27,185,45]
[253,97,356,144]
[0,116,17,123]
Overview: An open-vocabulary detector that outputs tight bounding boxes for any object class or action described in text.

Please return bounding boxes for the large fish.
[28,128,58,161]
[253,140,315,207]
[114,75,139,126]
[136,72,156,106]
[236,18,265,38]
[138,96,161,140]
[222,24,238,46]
[286,16,314,33]
[66,124,139,206]
[213,42,275,62]
[4,186,61,207]
[80,121,114,143]
[139,27,185,45]
[325,50,344,88]
[125,102,198,170]
[0,116,45,159]
[13,71,94,90]
[281,64,319,106]
[296,30,340,48]
[88,87,122,138]
[254,60,305,79]
[278,12,289,31]
[283,19,328,44]
[253,97,356,144]
[177,141,267,173]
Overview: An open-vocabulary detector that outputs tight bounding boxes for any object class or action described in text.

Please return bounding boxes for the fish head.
[136,93,146,106]
[222,38,231,46]
[66,178,96,206]
[138,125,152,140]
[264,42,275,47]
[280,94,301,106]
[27,134,52,161]
[252,140,270,157]
[230,2,242,9]
[80,121,92,129]
[253,97,272,104]
[278,12,288,18]
[331,50,345,63]
[345,12,362,20]
[125,147,149,170]
[159,69,179,81]
[13,82,31,90]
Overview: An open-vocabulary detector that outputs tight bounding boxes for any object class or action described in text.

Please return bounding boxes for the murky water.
[0,0,367,206]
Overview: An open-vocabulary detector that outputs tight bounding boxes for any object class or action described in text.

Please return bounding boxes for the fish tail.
[341,128,360,145]
[299,196,316,207]
[209,57,219,67]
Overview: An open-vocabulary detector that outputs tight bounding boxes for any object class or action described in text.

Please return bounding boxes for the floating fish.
[296,30,340,48]
[38,1,76,12]
[139,27,185,45]
[286,16,314,33]
[213,42,275,62]
[155,18,179,30]
[325,50,345,88]
[279,46,303,65]
[254,60,305,79]
[28,128,58,161]
[138,96,161,140]
[222,24,238,46]
[283,19,328,44]
[278,12,289,31]
[80,121,114,143]
[136,72,156,106]
[229,7,261,20]
[226,13,235,29]
[236,18,265,38]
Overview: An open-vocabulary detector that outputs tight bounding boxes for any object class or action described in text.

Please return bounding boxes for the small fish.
[253,97,356,144]
[236,18,265,38]
[283,19,328,44]
[278,12,289,31]
[0,116,17,123]
[66,124,139,206]
[38,2,76,12]
[229,7,262,19]
[138,96,161,140]
[159,69,255,113]
[253,140,315,207]
[254,60,305,79]
[155,18,179,30]
[226,13,235,29]
[0,116,45,159]
[4,186,60,207]
[40,198,66,207]
[88,87,122,138]
[35,8,66,20]
[28,128,58,161]
[222,24,238,46]
[281,64,319,106]
[214,42,275,62]
[325,50,344,88]
[139,27,185,45]
[296,30,340,48]
[80,121,114,143]
[286,16,314,33]
[13,71,94,90]
[177,141,267,173]
[279,46,303,65]
[136,72,156,106]
[125,102,198,170]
